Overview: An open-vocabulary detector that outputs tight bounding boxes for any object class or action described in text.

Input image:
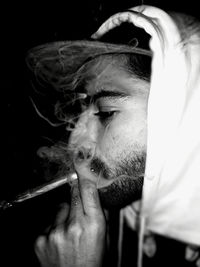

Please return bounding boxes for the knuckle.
[48,227,65,245]
[67,220,104,241]
[67,222,83,238]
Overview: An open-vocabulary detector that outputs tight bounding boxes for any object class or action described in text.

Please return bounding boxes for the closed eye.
[94,110,116,124]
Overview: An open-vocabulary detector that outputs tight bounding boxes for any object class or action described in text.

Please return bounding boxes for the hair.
[69,52,151,94]
[30,51,151,124]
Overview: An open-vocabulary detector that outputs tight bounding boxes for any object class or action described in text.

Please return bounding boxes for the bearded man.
[26,5,200,267]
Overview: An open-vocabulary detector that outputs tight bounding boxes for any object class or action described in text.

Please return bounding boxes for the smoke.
[30,91,88,182]
[36,135,96,183]
[28,52,148,206]
[37,143,75,181]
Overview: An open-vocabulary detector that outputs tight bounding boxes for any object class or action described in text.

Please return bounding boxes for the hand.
[35,167,106,267]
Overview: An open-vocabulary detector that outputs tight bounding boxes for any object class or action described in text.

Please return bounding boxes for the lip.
[96,176,115,189]
[96,172,144,189]
[90,158,113,178]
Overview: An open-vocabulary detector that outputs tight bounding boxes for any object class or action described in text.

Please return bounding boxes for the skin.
[35,55,150,267]
[69,56,149,207]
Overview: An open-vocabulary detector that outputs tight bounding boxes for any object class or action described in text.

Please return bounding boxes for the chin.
[98,175,143,209]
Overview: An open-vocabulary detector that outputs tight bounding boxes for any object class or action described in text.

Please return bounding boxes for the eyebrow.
[92,90,129,103]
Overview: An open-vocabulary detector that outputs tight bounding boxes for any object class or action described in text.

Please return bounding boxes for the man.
[26,5,200,267]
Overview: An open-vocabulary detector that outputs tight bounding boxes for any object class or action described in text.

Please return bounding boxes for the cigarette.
[0,172,77,210]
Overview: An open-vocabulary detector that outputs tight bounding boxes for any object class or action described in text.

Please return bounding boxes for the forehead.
[78,54,149,97]
[77,54,142,96]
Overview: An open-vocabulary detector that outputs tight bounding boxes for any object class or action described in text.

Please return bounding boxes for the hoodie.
[93,5,200,246]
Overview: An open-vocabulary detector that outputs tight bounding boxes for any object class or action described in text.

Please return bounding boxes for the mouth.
[80,154,145,209]
[90,156,117,182]
[90,162,116,189]
[90,158,111,177]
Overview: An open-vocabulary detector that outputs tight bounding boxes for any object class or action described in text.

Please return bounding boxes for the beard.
[90,152,146,209]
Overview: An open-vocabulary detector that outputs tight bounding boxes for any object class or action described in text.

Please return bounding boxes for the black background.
[4,1,200,267]
[5,0,200,200]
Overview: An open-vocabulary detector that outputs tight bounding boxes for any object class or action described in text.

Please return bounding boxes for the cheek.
[97,116,147,162]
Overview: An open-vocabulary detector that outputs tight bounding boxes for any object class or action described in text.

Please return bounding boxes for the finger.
[68,179,83,219]
[35,235,48,262]
[54,203,70,225]
[43,203,70,234]
[76,164,103,217]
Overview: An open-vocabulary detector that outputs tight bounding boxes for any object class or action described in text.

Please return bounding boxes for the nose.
[69,109,98,163]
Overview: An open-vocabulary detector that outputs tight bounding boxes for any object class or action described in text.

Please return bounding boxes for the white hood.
[93,5,200,245]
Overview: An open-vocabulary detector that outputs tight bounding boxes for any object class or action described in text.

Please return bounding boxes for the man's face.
[69,56,150,208]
